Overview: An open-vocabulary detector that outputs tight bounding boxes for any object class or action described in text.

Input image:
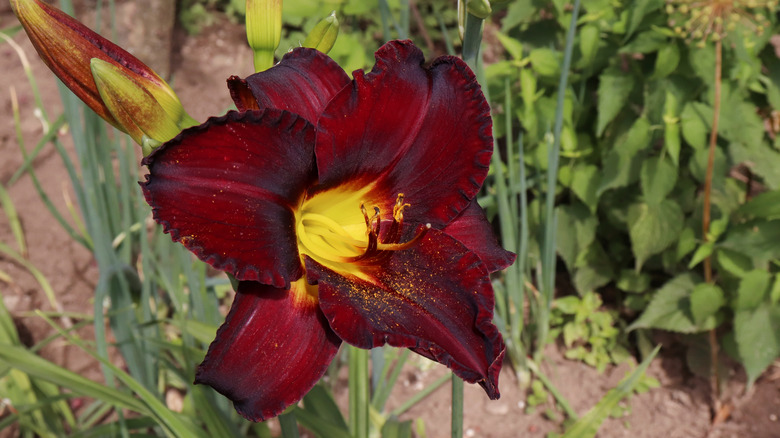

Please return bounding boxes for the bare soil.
[1,3,778,437]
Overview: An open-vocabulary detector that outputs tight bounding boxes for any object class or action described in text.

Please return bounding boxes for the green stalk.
[390,373,450,417]
[536,0,581,363]
[451,374,464,438]
[348,346,369,438]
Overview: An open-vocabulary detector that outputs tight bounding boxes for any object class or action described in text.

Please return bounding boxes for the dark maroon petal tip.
[234,47,350,124]
[227,75,260,111]
[309,228,505,398]
[195,281,341,422]
[443,200,516,273]
[315,40,494,227]
[142,109,316,288]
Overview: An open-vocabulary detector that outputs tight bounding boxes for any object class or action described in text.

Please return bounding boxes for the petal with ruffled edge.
[142,110,315,288]
[195,280,341,422]
[314,40,493,227]
[443,200,516,273]
[307,228,505,398]
[227,48,350,123]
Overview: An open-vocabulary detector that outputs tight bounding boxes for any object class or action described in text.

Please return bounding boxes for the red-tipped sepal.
[443,200,516,273]
[196,280,341,421]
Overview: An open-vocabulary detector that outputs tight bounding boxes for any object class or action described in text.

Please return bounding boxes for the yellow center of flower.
[295,188,429,279]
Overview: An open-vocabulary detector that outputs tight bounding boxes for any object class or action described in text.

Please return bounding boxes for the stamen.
[392,193,410,224]
[376,223,430,251]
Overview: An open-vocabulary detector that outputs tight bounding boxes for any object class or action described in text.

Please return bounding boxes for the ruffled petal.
[307,228,505,398]
[195,281,341,422]
[228,47,350,123]
[142,110,315,288]
[443,200,516,273]
[314,40,493,227]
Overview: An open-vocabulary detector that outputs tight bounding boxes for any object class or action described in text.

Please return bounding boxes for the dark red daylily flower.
[141,40,515,421]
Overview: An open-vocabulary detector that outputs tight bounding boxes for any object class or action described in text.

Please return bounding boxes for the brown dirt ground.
[1,2,779,437]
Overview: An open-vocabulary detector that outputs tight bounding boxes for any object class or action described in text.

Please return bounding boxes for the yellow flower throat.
[295,189,430,278]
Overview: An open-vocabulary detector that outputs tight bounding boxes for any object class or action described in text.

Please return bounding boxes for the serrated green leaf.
[734,305,780,389]
[619,30,666,53]
[556,296,581,315]
[496,32,524,60]
[652,41,680,79]
[579,24,600,68]
[596,71,635,136]
[628,200,684,271]
[680,102,711,150]
[598,117,651,194]
[737,190,780,219]
[573,242,614,293]
[735,270,771,311]
[640,156,677,205]
[689,146,727,186]
[689,283,724,326]
[615,269,651,293]
[687,242,714,269]
[721,220,780,263]
[730,141,780,190]
[557,203,597,270]
[627,274,714,333]
[674,226,697,262]
[720,95,765,149]
[529,47,561,78]
[571,164,600,212]
[714,248,753,278]
[626,0,663,37]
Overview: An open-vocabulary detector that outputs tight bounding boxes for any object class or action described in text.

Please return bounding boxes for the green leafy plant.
[486,0,780,407]
[551,292,632,373]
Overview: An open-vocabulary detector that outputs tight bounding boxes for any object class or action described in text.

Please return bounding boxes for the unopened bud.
[466,0,492,19]
[303,12,339,54]
[10,0,193,140]
[91,59,181,148]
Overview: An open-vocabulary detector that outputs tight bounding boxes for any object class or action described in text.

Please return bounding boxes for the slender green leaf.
[561,346,661,438]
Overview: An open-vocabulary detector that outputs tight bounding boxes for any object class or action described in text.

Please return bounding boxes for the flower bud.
[303,12,339,54]
[91,59,181,148]
[246,0,283,72]
[10,0,191,137]
[466,0,492,19]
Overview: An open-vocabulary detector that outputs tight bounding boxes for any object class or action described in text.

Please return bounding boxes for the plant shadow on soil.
[0,2,778,437]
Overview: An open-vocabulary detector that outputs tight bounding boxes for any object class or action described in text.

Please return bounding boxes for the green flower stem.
[451,374,464,438]
[348,346,369,438]
[536,0,580,364]
[390,373,450,417]
[461,12,483,69]
[253,50,275,73]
